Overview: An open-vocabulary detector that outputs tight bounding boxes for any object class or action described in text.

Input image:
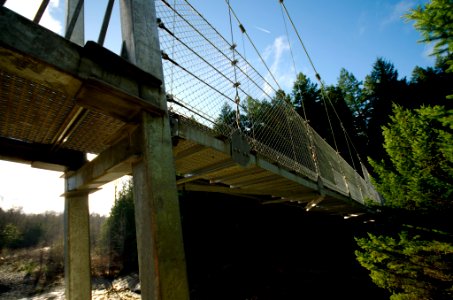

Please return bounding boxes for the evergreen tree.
[322,85,363,167]
[356,105,453,300]
[337,68,367,139]
[101,181,138,274]
[292,72,337,148]
[356,231,453,300]
[214,101,250,136]
[214,102,237,136]
[405,0,453,72]
[361,58,407,162]
[291,72,322,130]
[356,3,453,297]
[409,56,453,106]
[292,73,320,109]
[369,105,452,211]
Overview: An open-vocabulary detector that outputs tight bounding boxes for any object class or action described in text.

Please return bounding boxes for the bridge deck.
[0,7,371,215]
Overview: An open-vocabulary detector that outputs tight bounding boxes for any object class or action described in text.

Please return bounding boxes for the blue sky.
[1,0,434,214]
[5,0,433,86]
[188,0,433,87]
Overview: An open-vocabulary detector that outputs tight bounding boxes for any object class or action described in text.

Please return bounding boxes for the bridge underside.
[0,7,369,216]
[0,7,378,299]
[172,117,365,214]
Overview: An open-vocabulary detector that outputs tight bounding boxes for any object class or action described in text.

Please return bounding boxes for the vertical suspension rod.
[33,0,50,23]
[65,0,84,40]
[98,0,115,46]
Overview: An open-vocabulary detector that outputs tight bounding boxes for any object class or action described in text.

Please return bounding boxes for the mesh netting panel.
[156,0,379,204]
[63,111,125,154]
[0,71,75,144]
[156,0,281,135]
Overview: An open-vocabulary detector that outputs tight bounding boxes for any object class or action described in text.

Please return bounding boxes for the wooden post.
[64,190,91,300]
[119,1,189,299]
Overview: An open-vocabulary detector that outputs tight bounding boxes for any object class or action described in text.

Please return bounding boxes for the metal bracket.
[169,115,180,146]
[231,131,250,167]
[305,195,325,211]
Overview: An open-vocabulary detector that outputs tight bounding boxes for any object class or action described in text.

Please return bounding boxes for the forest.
[0,0,452,299]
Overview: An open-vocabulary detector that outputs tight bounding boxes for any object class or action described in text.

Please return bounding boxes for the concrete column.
[64,189,91,300]
[120,1,189,299]
[65,0,84,45]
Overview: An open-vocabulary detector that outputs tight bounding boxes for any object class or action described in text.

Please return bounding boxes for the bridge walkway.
[0,5,379,299]
[0,6,376,216]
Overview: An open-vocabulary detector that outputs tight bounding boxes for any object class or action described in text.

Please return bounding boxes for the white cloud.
[261,36,296,94]
[382,0,415,27]
[357,12,368,36]
[254,26,271,34]
[422,43,436,64]
[5,0,63,34]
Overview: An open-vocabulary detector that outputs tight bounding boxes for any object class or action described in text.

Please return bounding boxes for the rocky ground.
[0,249,141,299]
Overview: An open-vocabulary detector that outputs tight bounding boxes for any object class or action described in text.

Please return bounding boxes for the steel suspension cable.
[282,3,340,154]
[279,0,339,154]
[182,0,279,97]
[279,0,363,170]
[239,19,258,140]
[277,4,307,169]
[161,51,236,108]
[158,19,239,97]
[223,0,282,91]
[168,0,177,102]
[226,0,242,130]
[279,4,309,122]
[160,0,277,102]
[158,19,269,115]
[279,0,320,80]
[279,3,320,176]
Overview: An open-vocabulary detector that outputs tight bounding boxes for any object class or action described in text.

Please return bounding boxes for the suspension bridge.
[0,1,381,299]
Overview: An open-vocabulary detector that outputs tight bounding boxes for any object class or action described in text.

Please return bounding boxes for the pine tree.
[369,105,453,211]
[405,0,453,72]
[356,231,453,300]
[356,105,453,300]
[101,180,138,274]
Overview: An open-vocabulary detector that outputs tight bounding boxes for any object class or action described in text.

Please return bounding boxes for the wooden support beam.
[175,119,230,154]
[179,182,277,196]
[0,8,162,102]
[261,198,293,205]
[229,174,279,188]
[210,167,265,184]
[65,128,141,192]
[176,159,236,185]
[255,155,320,192]
[75,77,164,123]
[0,136,86,171]
[174,144,206,161]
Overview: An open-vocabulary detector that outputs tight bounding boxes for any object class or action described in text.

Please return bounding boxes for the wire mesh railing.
[156,0,381,205]
[3,0,381,205]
